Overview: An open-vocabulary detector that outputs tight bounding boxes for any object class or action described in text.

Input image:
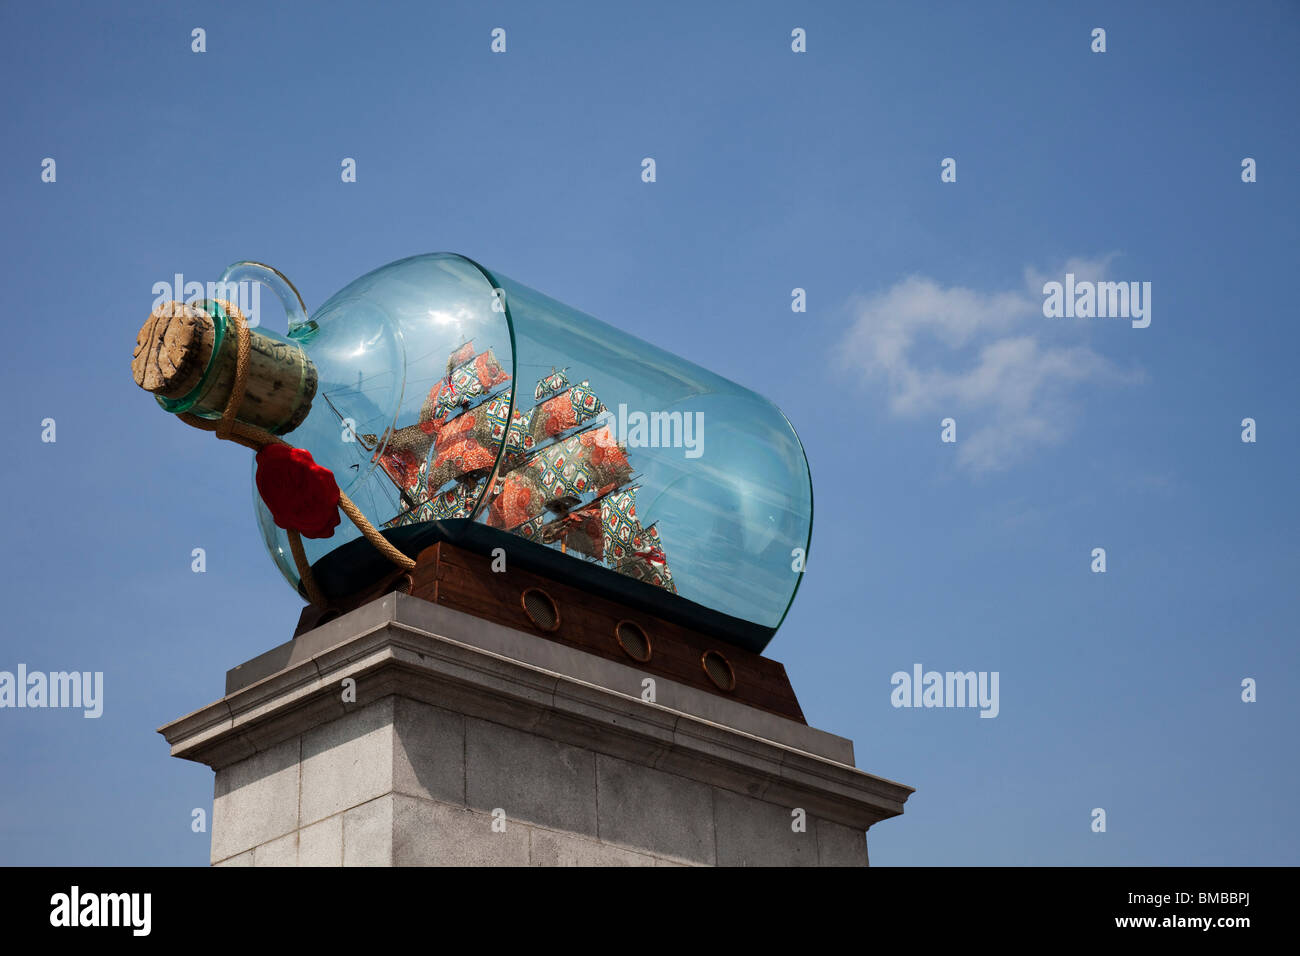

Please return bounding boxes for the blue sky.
[1,0,1297,865]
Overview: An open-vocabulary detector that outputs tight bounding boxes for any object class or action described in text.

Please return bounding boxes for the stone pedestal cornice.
[160,594,913,865]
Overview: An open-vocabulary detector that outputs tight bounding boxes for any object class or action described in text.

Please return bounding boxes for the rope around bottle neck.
[176,300,415,608]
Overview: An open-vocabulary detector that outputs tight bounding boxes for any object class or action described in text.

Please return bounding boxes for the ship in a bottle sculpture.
[131,253,812,715]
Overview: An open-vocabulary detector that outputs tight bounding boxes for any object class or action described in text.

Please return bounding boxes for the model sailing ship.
[345,342,677,594]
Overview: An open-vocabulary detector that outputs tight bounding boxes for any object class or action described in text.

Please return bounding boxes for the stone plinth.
[159,594,913,866]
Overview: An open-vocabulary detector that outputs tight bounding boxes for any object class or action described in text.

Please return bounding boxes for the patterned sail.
[412,378,608,493]
[420,346,510,420]
[602,489,677,593]
[534,368,570,402]
[425,399,509,490]
[518,380,605,460]
[373,345,675,594]
[488,427,632,530]
[373,342,510,495]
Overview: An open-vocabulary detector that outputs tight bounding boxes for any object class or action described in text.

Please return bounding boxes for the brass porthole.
[521,587,560,632]
[614,620,652,663]
[393,573,414,595]
[701,650,736,692]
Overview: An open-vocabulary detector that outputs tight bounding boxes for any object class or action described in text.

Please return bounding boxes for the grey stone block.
[174,590,912,868]
[298,814,343,867]
[393,697,465,806]
[300,697,395,826]
[465,718,597,836]
[214,849,254,866]
[528,828,656,866]
[343,795,394,866]
[664,718,784,801]
[817,819,868,867]
[253,831,299,867]
[595,753,716,864]
[392,795,529,866]
[226,597,399,694]
[713,788,819,866]
[539,687,677,768]
[211,736,300,862]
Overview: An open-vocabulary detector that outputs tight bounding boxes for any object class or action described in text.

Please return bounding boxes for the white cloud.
[839,256,1140,472]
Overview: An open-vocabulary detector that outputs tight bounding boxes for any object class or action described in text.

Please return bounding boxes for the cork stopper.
[131,299,317,435]
[132,301,217,400]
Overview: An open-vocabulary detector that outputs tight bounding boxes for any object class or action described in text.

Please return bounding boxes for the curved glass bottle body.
[248,253,812,650]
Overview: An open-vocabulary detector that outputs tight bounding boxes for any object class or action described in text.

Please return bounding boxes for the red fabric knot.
[255,444,342,539]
